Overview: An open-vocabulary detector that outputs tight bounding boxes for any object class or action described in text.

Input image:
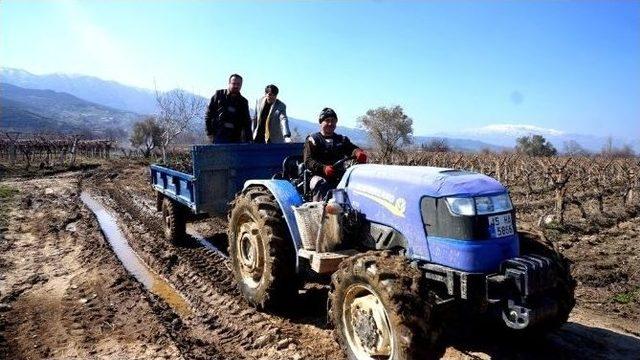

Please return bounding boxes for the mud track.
[90,163,640,359]
[0,173,185,359]
[1,165,639,359]
[87,177,342,360]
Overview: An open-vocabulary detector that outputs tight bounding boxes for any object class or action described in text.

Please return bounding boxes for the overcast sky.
[1,1,639,138]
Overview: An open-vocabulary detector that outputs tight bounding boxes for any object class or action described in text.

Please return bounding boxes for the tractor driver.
[303,107,368,201]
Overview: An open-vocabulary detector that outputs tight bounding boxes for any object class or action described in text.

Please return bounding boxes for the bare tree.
[600,136,636,158]
[357,105,413,163]
[155,88,206,162]
[602,136,614,155]
[104,127,127,143]
[563,140,590,157]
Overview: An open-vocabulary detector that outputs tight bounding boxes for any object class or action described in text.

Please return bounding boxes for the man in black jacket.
[205,74,251,143]
[303,107,368,201]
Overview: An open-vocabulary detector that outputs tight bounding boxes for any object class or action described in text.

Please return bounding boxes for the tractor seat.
[281,155,304,180]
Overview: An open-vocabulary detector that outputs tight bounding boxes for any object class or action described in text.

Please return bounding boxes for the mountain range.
[0,82,142,136]
[435,124,640,153]
[0,82,506,151]
[1,67,156,114]
[1,67,637,153]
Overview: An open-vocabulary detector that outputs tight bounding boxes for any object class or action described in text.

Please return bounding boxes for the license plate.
[488,213,514,238]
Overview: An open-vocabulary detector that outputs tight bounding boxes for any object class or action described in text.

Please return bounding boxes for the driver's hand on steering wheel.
[324,165,336,179]
[355,149,368,164]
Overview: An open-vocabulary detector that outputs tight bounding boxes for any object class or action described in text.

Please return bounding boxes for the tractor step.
[298,249,359,274]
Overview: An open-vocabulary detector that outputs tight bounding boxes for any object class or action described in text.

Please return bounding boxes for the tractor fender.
[243,180,305,270]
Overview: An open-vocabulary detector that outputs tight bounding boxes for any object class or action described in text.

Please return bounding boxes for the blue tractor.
[151,144,575,360]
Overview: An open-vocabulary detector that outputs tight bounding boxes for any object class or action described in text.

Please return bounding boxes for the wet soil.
[0,172,183,359]
[1,161,639,359]
[80,191,192,317]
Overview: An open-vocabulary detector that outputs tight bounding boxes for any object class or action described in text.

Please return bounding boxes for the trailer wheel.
[227,186,296,310]
[329,251,444,360]
[517,231,576,331]
[161,197,186,245]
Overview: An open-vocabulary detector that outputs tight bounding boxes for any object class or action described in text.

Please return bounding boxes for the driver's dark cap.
[319,107,337,123]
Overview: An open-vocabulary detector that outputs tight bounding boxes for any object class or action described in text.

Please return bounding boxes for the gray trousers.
[310,176,335,202]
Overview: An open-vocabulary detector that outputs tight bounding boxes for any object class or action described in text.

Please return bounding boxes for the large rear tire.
[227,186,297,310]
[329,251,444,360]
[161,197,186,245]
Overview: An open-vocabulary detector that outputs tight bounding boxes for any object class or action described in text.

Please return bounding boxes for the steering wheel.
[332,155,356,171]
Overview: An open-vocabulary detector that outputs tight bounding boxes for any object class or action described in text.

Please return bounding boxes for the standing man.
[205,74,251,143]
[252,84,292,143]
[303,107,368,201]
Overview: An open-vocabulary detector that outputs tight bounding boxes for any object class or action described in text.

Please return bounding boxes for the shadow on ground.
[446,321,640,359]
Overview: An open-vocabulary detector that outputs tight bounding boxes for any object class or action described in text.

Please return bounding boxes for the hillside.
[1,67,156,114]
[0,83,141,135]
[1,68,507,151]
[0,98,76,133]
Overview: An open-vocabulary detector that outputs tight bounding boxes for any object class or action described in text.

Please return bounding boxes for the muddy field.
[1,160,639,359]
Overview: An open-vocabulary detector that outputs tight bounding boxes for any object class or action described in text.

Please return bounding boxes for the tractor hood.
[339,164,506,198]
[338,165,515,272]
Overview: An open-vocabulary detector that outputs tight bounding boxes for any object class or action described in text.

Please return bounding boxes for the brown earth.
[0,172,183,359]
[1,160,639,359]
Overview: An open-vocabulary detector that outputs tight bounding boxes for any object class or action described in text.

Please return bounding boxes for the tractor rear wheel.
[227,186,297,310]
[329,251,444,360]
[161,197,186,245]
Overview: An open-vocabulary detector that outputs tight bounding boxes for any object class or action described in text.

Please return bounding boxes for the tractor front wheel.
[517,231,576,332]
[330,251,444,360]
[227,186,297,310]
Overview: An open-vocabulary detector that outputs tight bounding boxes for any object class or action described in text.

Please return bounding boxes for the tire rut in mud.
[96,184,342,360]
[1,174,192,359]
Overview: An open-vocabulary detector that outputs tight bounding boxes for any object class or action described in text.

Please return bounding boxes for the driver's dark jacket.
[303,132,360,179]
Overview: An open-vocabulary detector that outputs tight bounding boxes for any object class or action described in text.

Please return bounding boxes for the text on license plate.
[488,213,514,238]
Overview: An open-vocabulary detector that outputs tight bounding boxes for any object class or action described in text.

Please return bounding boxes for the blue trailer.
[151,143,303,242]
[151,144,575,360]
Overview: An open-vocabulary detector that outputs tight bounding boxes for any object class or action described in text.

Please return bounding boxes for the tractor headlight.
[475,194,513,215]
[445,194,513,216]
[445,197,476,216]
[475,196,494,214]
[491,193,513,212]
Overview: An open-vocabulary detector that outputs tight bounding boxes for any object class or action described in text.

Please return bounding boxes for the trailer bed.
[151,143,303,216]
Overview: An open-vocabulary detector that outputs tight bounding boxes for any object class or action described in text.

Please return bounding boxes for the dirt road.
[1,167,639,359]
[0,173,183,359]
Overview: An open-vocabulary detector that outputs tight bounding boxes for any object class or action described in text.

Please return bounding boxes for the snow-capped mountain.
[436,123,639,153]
[1,67,506,151]
[466,124,565,137]
[6,67,622,153]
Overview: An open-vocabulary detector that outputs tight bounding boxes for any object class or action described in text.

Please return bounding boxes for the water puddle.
[80,191,192,317]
